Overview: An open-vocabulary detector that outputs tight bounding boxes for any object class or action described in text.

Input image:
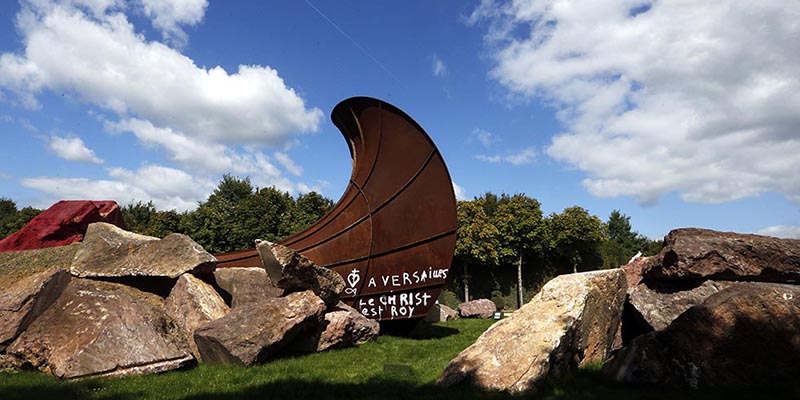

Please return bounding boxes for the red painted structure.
[0,200,126,252]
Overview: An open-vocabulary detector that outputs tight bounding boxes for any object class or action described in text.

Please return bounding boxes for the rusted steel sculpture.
[216,97,457,323]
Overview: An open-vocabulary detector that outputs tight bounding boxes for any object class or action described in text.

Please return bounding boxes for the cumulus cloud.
[476,146,536,166]
[452,181,467,201]
[471,0,800,205]
[756,225,800,239]
[432,55,448,78]
[139,0,208,46]
[48,135,104,164]
[22,165,215,211]
[274,152,303,177]
[471,128,499,148]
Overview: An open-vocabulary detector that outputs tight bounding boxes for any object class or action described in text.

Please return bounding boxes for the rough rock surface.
[605,282,800,390]
[424,303,459,323]
[291,302,380,353]
[71,222,216,278]
[0,200,125,252]
[0,267,70,345]
[164,274,229,359]
[628,280,735,331]
[644,228,800,282]
[194,290,326,365]
[621,256,656,288]
[213,267,282,307]
[457,299,496,319]
[256,240,344,307]
[8,278,192,379]
[438,269,627,394]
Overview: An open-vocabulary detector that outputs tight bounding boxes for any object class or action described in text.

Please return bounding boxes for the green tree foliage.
[546,206,607,273]
[0,198,41,239]
[495,194,546,308]
[601,210,664,268]
[454,199,500,301]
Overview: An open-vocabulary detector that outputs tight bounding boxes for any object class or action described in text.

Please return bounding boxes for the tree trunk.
[463,263,470,302]
[517,253,524,309]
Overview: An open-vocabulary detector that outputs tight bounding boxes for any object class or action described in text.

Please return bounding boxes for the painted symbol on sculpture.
[345,269,360,296]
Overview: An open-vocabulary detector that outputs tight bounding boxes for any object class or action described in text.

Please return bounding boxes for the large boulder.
[8,278,192,379]
[0,200,125,252]
[438,269,627,394]
[644,228,800,282]
[71,222,215,278]
[213,267,282,307]
[194,290,326,366]
[164,274,229,360]
[628,280,735,331]
[0,267,70,346]
[291,302,380,353]
[256,240,344,307]
[0,244,79,347]
[605,282,800,390]
[424,303,459,323]
[457,299,496,319]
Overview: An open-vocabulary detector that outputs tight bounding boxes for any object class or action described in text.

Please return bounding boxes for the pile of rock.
[605,228,800,390]
[0,223,378,379]
[457,299,496,319]
[437,228,800,394]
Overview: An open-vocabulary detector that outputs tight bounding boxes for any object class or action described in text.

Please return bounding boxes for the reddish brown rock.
[621,256,657,288]
[0,200,125,252]
[213,267,282,307]
[194,290,326,366]
[8,278,192,379]
[628,280,735,331]
[291,302,380,353]
[457,299,497,319]
[256,240,344,307]
[439,270,627,394]
[605,282,800,390]
[71,223,215,279]
[644,228,800,282]
[164,274,229,360]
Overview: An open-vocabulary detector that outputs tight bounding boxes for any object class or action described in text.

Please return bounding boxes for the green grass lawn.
[0,319,793,400]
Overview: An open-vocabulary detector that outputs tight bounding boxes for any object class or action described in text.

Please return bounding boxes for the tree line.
[0,177,660,310]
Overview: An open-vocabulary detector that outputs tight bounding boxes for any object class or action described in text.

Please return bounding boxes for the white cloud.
[452,181,467,201]
[47,135,104,164]
[274,152,303,177]
[21,164,215,211]
[0,0,322,147]
[472,0,800,205]
[756,225,800,239]
[432,55,448,78]
[471,128,499,148]
[476,146,536,166]
[138,0,208,47]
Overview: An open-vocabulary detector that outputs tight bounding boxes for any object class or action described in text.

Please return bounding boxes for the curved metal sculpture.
[216,97,457,323]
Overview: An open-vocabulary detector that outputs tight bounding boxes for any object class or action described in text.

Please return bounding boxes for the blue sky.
[0,0,798,240]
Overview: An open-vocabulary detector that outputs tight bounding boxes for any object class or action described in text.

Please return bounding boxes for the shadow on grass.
[0,375,142,400]
[407,324,460,340]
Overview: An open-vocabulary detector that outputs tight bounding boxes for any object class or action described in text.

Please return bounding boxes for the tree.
[454,199,500,302]
[495,194,546,308]
[547,206,607,273]
[602,210,664,268]
[282,191,334,236]
[0,198,41,239]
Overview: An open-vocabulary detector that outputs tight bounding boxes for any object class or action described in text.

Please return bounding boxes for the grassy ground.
[0,319,793,400]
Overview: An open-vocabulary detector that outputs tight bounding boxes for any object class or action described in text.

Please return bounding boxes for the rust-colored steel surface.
[216,96,457,323]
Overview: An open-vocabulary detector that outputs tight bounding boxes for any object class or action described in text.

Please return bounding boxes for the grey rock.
[194,290,326,365]
[291,302,380,353]
[628,280,735,331]
[71,222,215,279]
[1,267,70,346]
[8,278,192,379]
[424,303,459,323]
[605,282,800,390]
[213,267,282,307]
[438,269,627,394]
[457,299,496,319]
[256,240,344,307]
[164,274,229,360]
